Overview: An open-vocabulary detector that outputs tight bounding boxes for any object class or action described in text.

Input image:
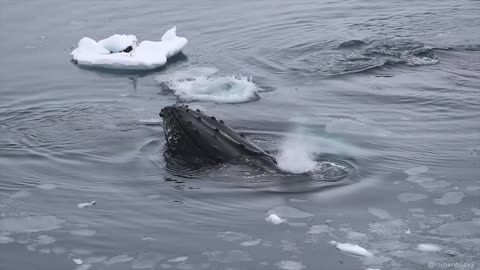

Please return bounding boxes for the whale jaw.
[159,105,277,168]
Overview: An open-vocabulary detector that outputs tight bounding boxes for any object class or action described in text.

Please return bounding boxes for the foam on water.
[165,75,260,103]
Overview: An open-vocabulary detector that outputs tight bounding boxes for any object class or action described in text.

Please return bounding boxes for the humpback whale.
[159,104,278,170]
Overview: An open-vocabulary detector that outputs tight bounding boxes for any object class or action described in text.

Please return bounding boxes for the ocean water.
[1,0,479,269]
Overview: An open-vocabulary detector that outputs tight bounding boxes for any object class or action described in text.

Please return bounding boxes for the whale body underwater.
[159,104,278,170]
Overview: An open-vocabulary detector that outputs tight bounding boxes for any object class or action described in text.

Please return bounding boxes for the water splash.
[276,127,316,174]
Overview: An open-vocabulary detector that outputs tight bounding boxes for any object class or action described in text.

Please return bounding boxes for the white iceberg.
[71,27,187,70]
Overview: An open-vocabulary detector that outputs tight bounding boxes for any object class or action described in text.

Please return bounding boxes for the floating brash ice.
[71,27,187,70]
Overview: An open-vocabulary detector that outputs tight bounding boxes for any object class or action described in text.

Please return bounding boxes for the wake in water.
[154,67,261,103]
[275,39,440,76]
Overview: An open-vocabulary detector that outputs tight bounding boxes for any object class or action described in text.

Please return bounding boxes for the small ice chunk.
[433,192,465,205]
[406,176,435,183]
[267,206,313,219]
[10,190,31,198]
[39,248,51,254]
[52,247,67,254]
[405,166,429,175]
[397,192,428,202]
[419,180,450,189]
[36,234,56,245]
[86,256,107,264]
[70,229,96,237]
[265,214,285,224]
[417,243,441,252]
[307,224,330,234]
[104,254,134,265]
[368,208,392,219]
[216,231,251,242]
[131,252,165,269]
[73,258,84,265]
[167,256,188,263]
[241,239,262,246]
[77,201,96,208]
[435,221,480,236]
[275,260,306,270]
[329,241,373,257]
[74,264,91,270]
[466,186,480,191]
[203,250,251,263]
[37,183,57,190]
[0,236,15,244]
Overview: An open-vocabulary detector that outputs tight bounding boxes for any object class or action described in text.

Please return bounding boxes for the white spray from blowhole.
[276,123,318,174]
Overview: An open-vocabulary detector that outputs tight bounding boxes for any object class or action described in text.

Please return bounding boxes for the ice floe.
[417,243,441,252]
[70,229,96,237]
[275,260,306,270]
[0,235,14,244]
[404,165,429,175]
[397,192,428,202]
[329,241,373,257]
[434,221,480,236]
[216,231,251,242]
[167,256,188,263]
[71,27,187,70]
[104,254,134,265]
[131,253,165,269]
[0,215,65,233]
[203,250,251,263]
[35,234,56,245]
[241,239,262,246]
[368,208,392,220]
[77,201,96,208]
[10,190,31,199]
[307,224,330,234]
[433,191,465,205]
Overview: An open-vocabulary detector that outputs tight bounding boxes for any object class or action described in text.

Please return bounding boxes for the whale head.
[159,104,277,168]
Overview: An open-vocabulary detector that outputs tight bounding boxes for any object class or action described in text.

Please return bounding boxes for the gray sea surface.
[1,0,479,269]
